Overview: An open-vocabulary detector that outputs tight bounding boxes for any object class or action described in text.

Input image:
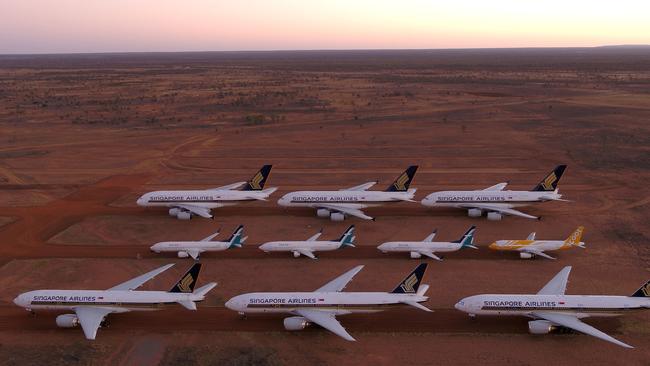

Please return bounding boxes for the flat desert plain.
[0,48,649,365]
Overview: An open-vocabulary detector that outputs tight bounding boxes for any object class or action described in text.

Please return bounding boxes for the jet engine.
[528,320,555,334]
[177,211,192,220]
[486,212,502,221]
[56,314,80,328]
[292,251,301,258]
[283,316,310,331]
[467,208,482,218]
[177,251,189,258]
[519,252,534,259]
[316,209,330,218]
[330,213,345,221]
[410,251,422,259]
[168,208,180,216]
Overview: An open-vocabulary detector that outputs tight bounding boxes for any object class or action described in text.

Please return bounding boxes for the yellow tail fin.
[564,226,584,247]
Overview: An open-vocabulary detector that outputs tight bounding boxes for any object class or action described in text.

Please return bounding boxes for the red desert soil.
[0,49,649,365]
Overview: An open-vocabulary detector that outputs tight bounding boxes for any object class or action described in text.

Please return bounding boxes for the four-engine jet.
[150,225,246,259]
[225,263,431,341]
[489,226,585,260]
[259,225,355,259]
[377,225,478,260]
[137,165,276,220]
[13,263,216,340]
[455,266,650,348]
[421,165,567,220]
[277,166,418,221]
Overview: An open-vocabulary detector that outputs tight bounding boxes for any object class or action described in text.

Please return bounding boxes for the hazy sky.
[1,0,649,54]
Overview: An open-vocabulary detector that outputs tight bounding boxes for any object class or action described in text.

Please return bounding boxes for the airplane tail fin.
[337,225,356,248]
[631,280,650,297]
[452,225,478,249]
[227,225,246,249]
[169,263,202,293]
[391,263,428,294]
[563,226,585,248]
[193,282,217,297]
[532,165,567,192]
[242,165,273,191]
[385,165,418,192]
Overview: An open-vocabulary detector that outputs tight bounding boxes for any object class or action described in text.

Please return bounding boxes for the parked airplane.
[137,165,276,220]
[259,225,355,259]
[377,225,478,260]
[277,166,418,221]
[489,226,584,260]
[455,266,650,348]
[225,263,431,341]
[150,225,246,259]
[421,165,567,220]
[13,263,216,340]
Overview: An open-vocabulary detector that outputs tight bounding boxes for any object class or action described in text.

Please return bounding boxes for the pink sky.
[1,0,649,54]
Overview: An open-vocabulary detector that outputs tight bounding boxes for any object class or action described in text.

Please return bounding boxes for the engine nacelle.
[168,208,180,216]
[519,252,534,259]
[410,251,422,259]
[316,209,330,218]
[177,251,189,258]
[330,213,345,221]
[528,320,555,334]
[292,251,301,258]
[487,212,502,221]
[177,211,192,220]
[467,208,482,217]
[283,316,310,331]
[56,314,79,328]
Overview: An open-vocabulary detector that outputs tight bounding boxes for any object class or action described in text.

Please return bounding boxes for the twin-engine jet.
[137,165,276,220]
[225,263,431,341]
[150,225,246,259]
[455,266,650,348]
[13,263,216,340]
[489,226,585,260]
[277,166,418,221]
[377,226,478,260]
[421,165,567,220]
[259,225,355,259]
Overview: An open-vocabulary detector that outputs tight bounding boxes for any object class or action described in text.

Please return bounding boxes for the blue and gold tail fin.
[452,225,478,249]
[631,280,650,297]
[337,225,356,248]
[227,225,246,249]
[385,166,418,192]
[532,165,567,192]
[169,263,202,293]
[391,263,428,294]
[243,165,273,191]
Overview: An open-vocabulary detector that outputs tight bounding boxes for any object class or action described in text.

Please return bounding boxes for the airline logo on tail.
[393,173,410,191]
[177,273,195,293]
[641,282,650,297]
[541,172,557,191]
[248,172,264,190]
[400,274,418,293]
[564,226,584,246]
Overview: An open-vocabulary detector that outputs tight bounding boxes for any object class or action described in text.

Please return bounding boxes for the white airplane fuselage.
[378,241,463,254]
[13,289,206,312]
[490,240,583,252]
[259,241,342,253]
[137,189,275,209]
[278,189,416,209]
[226,292,429,314]
[150,241,231,254]
[422,190,561,209]
[455,294,650,317]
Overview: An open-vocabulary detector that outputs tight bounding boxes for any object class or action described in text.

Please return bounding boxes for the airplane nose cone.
[277,198,286,206]
[225,297,239,311]
[136,197,145,206]
[488,242,498,249]
[13,295,25,307]
[454,301,463,311]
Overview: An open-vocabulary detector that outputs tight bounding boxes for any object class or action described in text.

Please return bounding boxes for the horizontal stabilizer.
[401,301,432,312]
[194,282,218,297]
[177,300,197,311]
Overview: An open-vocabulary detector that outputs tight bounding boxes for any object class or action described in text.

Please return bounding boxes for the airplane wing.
[294,309,355,341]
[532,311,633,349]
[341,181,377,191]
[317,204,374,221]
[482,182,508,191]
[201,229,220,241]
[306,231,323,241]
[315,265,364,292]
[297,249,317,259]
[74,307,115,340]
[211,181,246,190]
[107,263,174,291]
[417,251,443,261]
[537,266,571,295]
[177,204,214,218]
[520,248,556,260]
[187,249,202,260]
[459,204,539,220]
[527,232,536,240]
[423,230,437,242]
